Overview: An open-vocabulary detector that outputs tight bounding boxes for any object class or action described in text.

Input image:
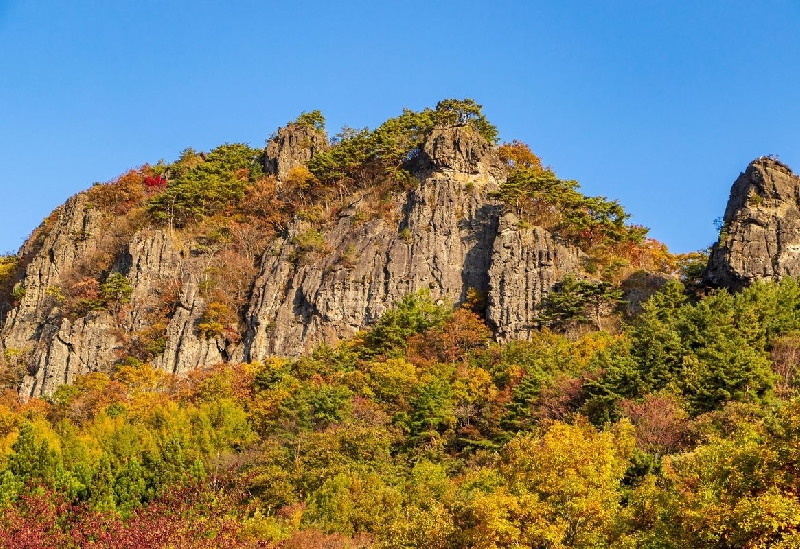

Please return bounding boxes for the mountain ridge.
[0,100,758,397]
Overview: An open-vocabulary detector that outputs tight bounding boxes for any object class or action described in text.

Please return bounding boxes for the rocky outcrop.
[704,158,800,290]
[263,123,327,181]
[2,194,104,342]
[487,213,585,341]
[240,174,502,359]
[241,126,510,359]
[4,216,228,397]
[2,193,111,395]
[2,124,589,397]
[411,126,506,184]
[123,230,226,375]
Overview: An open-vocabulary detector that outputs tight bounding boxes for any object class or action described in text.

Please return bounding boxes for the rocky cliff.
[263,123,327,181]
[704,157,800,290]
[1,123,587,397]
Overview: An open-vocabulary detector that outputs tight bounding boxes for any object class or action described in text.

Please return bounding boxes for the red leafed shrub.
[0,480,260,549]
[143,175,167,189]
[0,491,75,548]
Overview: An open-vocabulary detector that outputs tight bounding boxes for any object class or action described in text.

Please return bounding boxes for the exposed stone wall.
[3,126,590,397]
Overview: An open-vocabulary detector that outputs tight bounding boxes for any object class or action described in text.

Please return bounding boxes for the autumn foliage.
[5,103,800,547]
[0,279,797,546]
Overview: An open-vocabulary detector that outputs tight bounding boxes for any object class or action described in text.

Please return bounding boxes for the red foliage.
[619,394,690,455]
[0,491,74,548]
[536,375,587,422]
[143,175,167,189]
[0,480,263,549]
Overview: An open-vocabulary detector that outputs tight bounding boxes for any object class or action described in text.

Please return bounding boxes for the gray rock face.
[1,193,118,396]
[241,174,503,359]
[3,126,588,396]
[3,205,228,397]
[487,213,585,341]
[411,126,506,184]
[704,158,800,290]
[263,123,327,181]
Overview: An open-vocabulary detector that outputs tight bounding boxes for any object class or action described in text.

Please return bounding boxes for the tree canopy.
[0,277,799,546]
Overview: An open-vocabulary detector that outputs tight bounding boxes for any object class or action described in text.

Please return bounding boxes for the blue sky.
[1,1,798,254]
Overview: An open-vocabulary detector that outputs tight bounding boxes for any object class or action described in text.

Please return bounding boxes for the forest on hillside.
[0,279,800,547]
[0,101,798,548]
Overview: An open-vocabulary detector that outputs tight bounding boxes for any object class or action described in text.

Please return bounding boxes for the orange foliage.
[406,309,491,366]
[87,169,147,215]
[0,389,22,412]
[17,395,51,420]
[498,140,544,173]
[238,176,291,235]
[55,372,128,424]
[279,529,373,549]
[623,237,677,273]
[68,277,100,301]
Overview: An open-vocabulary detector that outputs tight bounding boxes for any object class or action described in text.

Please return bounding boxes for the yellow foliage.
[198,301,237,339]
[239,509,293,544]
[380,501,456,549]
[285,165,316,190]
[0,405,18,439]
[453,365,496,405]
[461,489,524,549]
[114,362,165,393]
[0,405,20,465]
[74,371,112,393]
[127,391,171,422]
[570,331,620,369]
[0,255,17,285]
[496,419,635,548]
[364,358,418,403]
[27,417,62,456]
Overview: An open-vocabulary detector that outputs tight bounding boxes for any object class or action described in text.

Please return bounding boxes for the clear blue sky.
[1,1,798,254]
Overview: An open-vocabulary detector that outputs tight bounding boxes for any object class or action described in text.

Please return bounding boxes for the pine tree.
[114,457,146,516]
[88,453,116,512]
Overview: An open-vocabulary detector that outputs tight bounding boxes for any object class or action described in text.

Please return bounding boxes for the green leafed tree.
[114,457,147,517]
[361,290,451,358]
[294,109,326,132]
[100,272,133,304]
[308,99,498,186]
[88,453,116,512]
[148,142,263,228]
[539,273,625,331]
[433,98,498,144]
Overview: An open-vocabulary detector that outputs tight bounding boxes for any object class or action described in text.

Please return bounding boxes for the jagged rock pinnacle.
[704,157,800,290]
[263,123,327,181]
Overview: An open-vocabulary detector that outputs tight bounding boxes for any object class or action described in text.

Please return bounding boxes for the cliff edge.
[704,157,800,290]
[0,119,587,397]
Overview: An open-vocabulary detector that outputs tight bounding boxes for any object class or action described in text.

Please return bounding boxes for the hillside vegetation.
[0,99,674,376]
[0,279,799,547]
[1,100,795,547]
